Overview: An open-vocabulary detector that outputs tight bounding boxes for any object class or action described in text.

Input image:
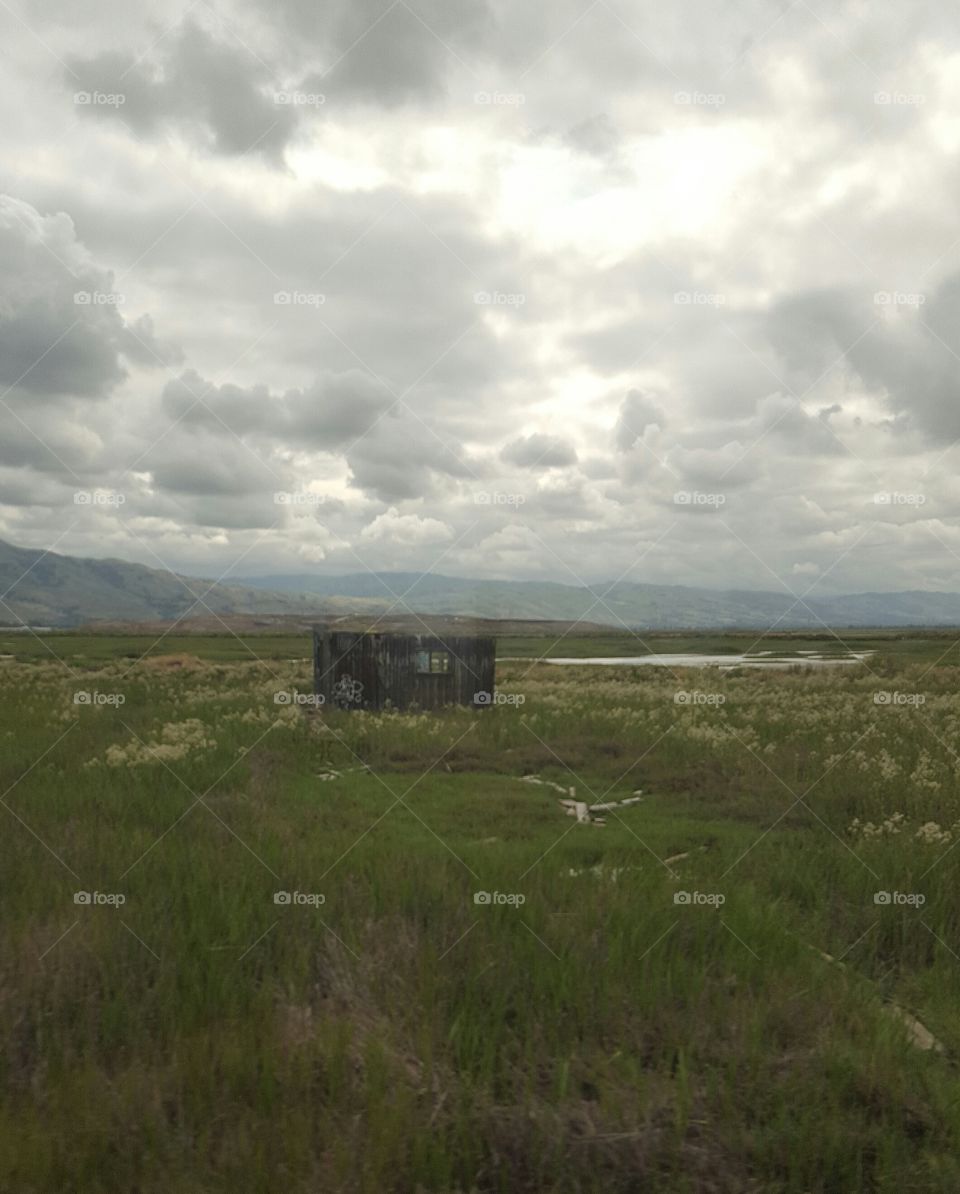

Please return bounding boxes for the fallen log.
[589,796,643,812]
[559,799,606,824]
[884,1005,944,1053]
[802,939,945,1054]
[663,845,708,866]
[524,775,646,825]
[559,800,591,822]
[315,764,371,781]
[521,775,570,794]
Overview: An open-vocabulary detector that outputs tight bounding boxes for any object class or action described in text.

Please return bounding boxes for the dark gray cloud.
[762,290,870,382]
[67,22,299,162]
[156,366,476,503]
[615,390,665,451]
[0,196,171,400]
[346,419,478,502]
[21,179,526,409]
[3,0,960,592]
[160,368,395,447]
[146,435,280,498]
[762,281,960,445]
[264,0,494,105]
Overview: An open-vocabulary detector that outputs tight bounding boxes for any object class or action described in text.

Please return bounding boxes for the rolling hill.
[0,539,345,628]
[4,538,960,629]
[242,571,960,629]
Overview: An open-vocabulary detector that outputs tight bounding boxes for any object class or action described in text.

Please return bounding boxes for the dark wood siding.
[313,630,496,711]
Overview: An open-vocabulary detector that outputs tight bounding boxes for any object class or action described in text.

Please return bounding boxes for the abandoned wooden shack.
[313,629,497,712]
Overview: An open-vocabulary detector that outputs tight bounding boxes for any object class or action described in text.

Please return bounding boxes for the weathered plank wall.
[313,630,496,711]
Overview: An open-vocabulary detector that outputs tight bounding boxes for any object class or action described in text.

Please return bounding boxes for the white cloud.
[359,506,453,546]
[1,0,959,595]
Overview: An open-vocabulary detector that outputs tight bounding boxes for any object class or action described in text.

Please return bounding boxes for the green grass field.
[3,632,960,1191]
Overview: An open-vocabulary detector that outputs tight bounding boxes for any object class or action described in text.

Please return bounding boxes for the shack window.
[416,650,451,675]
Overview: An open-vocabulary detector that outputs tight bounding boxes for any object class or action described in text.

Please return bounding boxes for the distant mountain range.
[0,539,348,628]
[3,538,960,630]
[239,571,960,629]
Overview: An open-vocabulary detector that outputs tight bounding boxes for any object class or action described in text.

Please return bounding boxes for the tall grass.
[0,643,959,1191]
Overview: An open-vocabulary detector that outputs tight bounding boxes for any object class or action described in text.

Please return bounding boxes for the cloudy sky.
[3,0,960,594]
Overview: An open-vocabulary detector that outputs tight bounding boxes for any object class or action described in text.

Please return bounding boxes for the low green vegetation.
[1,633,960,1191]
[0,631,313,663]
